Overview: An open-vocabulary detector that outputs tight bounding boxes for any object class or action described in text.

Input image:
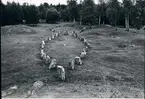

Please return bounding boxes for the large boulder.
[49,59,57,69]
[69,59,75,70]
[57,66,65,80]
[74,56,83,65]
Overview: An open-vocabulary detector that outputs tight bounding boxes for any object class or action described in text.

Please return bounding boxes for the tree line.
[1,0,145,30]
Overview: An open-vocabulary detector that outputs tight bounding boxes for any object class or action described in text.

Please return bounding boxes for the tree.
[135,0,145,29]
[67,0,79,22]
[24,5,39,24]
[106,0,120,30]
[1,2,6,26]
[123,0,133,31]
[98,0,106,25]
[38,2,49,20]
[78,0,83,25]
[80,0,96,25]
[60,9,70,21]
[1,1,24,25]
[45,7,60,23]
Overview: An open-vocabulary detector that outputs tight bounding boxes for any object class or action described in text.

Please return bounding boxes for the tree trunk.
[115,16,117,31]
[103,21,104,25]
[80,16,82,25]
[99,15,101,25]
[73,18,76,23]
[125,13,129,31]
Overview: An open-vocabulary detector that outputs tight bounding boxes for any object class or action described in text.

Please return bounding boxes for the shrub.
[45,8,60,23]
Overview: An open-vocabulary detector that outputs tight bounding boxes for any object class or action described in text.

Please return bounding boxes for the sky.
[2,0,99,6]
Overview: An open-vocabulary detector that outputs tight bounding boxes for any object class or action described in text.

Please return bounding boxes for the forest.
[1,0,145,30]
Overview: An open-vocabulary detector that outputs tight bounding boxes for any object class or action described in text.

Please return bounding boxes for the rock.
[63,44,66,46]
[49,59,57,69]
[85,46,89,52]
[74,33,78,38]
[9,85,18,90]
[52,29,55,32]
[80,49,87,59]
[49,37,51,41]
[2,91,7,97]
[75,56,83,65]
[80,37,84,41]
[57,66,65,80]
[45,39,48,43]
[51,35,55,40]
[55,33,58,37]
[33,81,44,89]
[27,80,44,96]
[131,44,136,47]
[69,59,75,70]
[5,85,18,96]
[83,39,88,45]
[40,49,44,57]
[45,55,51,64]
[86,43,91,48]
[64,30,68,35]
[6,90,15,95]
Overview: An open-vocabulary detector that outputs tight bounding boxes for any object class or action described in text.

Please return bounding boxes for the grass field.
[1,23,144,98]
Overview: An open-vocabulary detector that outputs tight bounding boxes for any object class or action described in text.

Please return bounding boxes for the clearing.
[1,23,144,98]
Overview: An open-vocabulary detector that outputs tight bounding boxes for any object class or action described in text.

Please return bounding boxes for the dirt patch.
[102,55,128,63]
[116,42,129,48]
[106,75,120,81]
[131,38,145,46]
[109,31,130,36]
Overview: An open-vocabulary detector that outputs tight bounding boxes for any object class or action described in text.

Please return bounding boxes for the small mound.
[116,42,128,48]
[87,32,102,36]
[131,38,145,46]
[121,76,134,82]
[106,75,120,81]
[103,55,127,63]
[109,31,129,36]
[1,25,36,35]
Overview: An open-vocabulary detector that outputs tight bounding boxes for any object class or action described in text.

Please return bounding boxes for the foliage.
[1,0,145,29]
[45,7,60,23]
[106,0,120,26]
[80,0,96,25]
[67,0,79,21]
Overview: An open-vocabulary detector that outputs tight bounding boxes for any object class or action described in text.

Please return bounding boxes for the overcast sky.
[2,0,101,6]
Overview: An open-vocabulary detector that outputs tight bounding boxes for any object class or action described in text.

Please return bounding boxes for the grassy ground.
[1,23,144,98]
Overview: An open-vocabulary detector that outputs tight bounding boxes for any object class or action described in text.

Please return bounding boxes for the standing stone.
[74,33,78,38]
[86,43,91,48]
[85,46,89,52]
[52,29,55,32]
[64,30,68,35]
[28,81,44,96]
[57,66,65,80]
[55,33,58,37]
[42,53,47,60]
[69,59,75,70]
[80,37,84,41]
[80,49,87,59]
[45,55,51,64]
[83,39,87,45]
[49,59,57,69]
[74,56,83,65]
[49,37,51,41]
[51,35,55,40]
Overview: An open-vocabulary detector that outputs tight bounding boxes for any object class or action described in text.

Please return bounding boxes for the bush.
[45,8,60,23]
[25,5,39,24]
